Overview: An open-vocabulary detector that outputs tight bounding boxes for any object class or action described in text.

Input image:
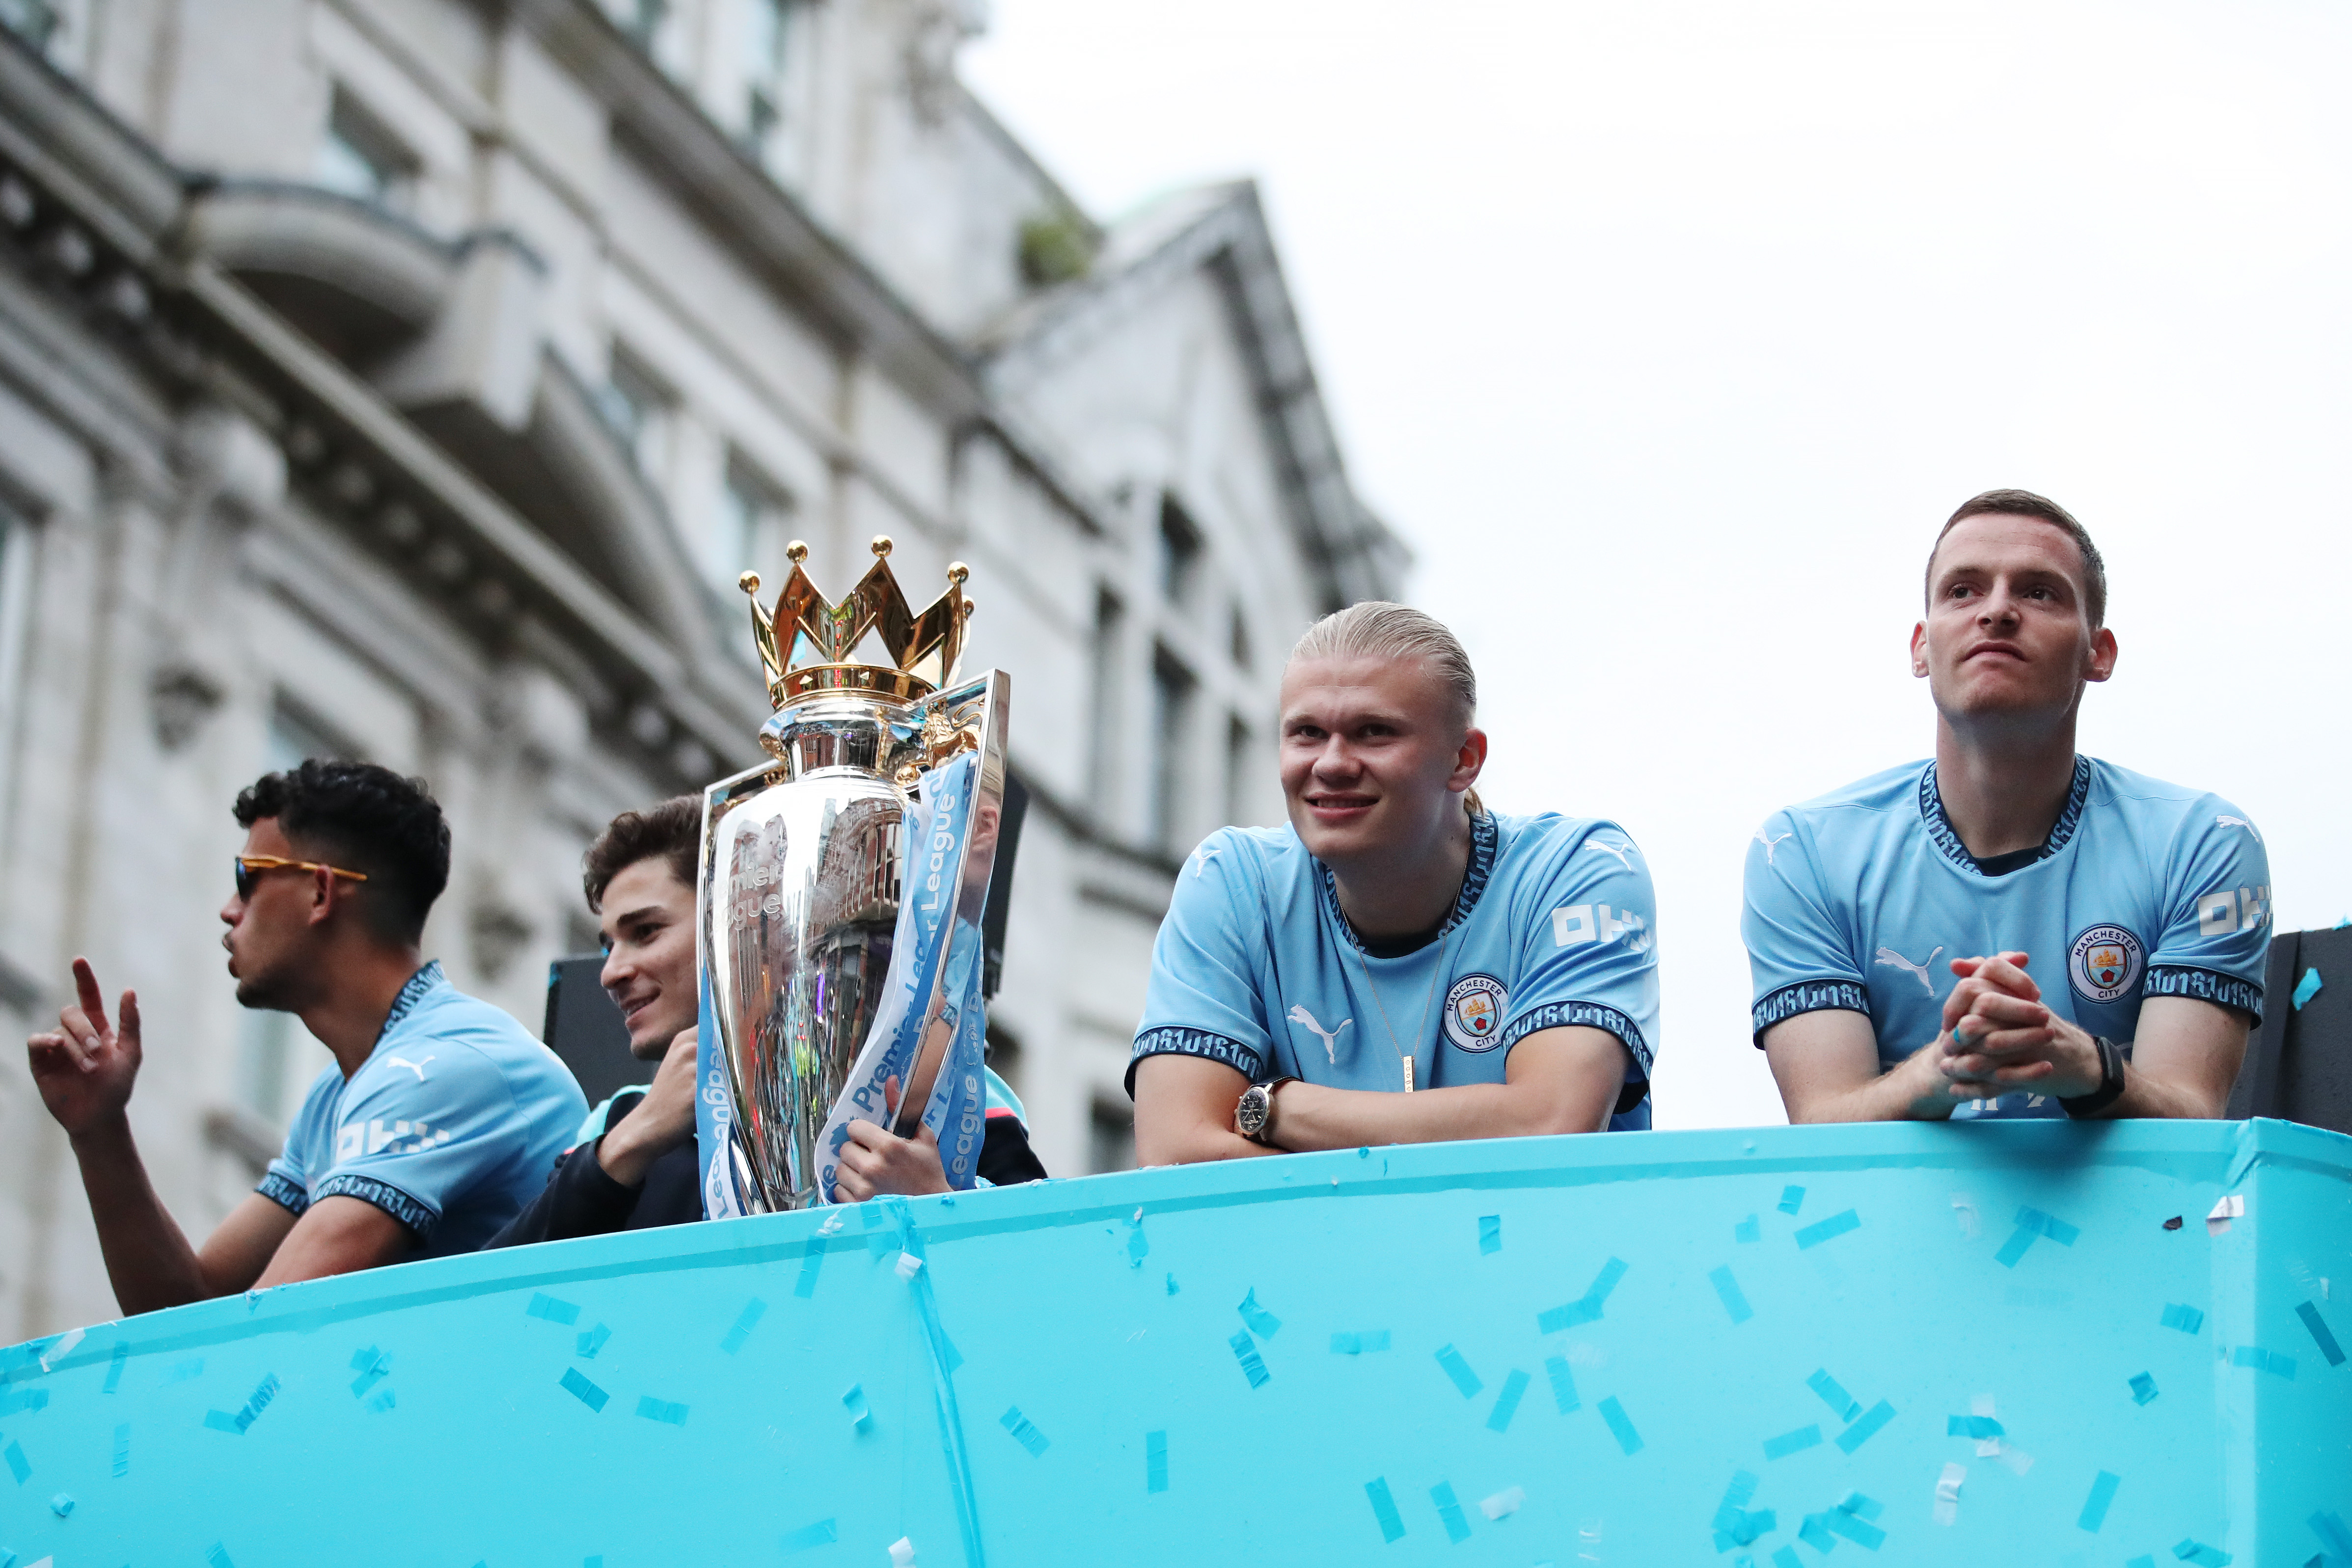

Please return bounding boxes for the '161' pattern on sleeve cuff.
[1128,1027,1264,1084]
[313,1174,438,1240]
[2143,966,2263,1024]
[254,1171,309,1217]
[1750,979,1871,1043]
[1495,1002,1651,1074]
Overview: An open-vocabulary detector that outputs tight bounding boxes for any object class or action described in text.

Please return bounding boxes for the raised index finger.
[71,957,107,1032]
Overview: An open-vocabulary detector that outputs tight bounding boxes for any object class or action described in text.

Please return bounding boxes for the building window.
[615,0,668,49]
[744,0,792,144]
[597,350,676,485]
[1089,1095,1135,1174]
[1229,602,1252,669]
[1149,644,1194,853]
[0,0,61,51]
[313,90,416,210]
[1087,588,1123,807]
[715,452,791,588]
[234,702,349,1128]
[1224,715,1251,828]
[1157,494,1201,605]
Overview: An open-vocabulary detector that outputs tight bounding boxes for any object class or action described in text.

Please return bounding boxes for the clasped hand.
[833,1076,951,1202]
[1924,951,2101,1102]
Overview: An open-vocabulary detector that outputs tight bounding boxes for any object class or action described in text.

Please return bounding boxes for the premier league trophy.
[696,535,1008,1213]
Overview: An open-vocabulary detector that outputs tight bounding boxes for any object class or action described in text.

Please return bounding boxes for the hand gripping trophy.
[696,535,1009,1213]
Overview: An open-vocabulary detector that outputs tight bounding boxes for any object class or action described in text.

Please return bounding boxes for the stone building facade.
[0,0,1401,1340]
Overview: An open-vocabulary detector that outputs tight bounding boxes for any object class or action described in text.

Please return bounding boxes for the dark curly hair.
[583,795,700,912]
[233,760,451,943]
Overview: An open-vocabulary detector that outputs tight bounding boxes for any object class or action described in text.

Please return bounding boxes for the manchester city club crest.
[2068,923,2145,1006]
[1443,973,1510,1052]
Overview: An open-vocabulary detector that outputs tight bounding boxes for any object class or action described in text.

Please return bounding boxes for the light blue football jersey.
[1131,810,1659,1129]
[260,962,589,1255]
[1743,757,2271,1120]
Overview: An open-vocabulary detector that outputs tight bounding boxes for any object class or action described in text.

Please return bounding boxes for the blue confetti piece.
[2130,1372,2160,1405]
[719,1298,766,1355]
[1229,1331,1270,1389]
[2173,1539,2232,1566]
[1835,1400,1896,1454]
[2311,1510,2352,1560]
[1478,1215,1502,1254]
[1434,1343,1483,1398]
[1735,1213,1761,1244]
[2079,1470,2122,1532]
[208,1546,237,1568]
[1825,1509,1886,1549]
[2296,1302,2345,1366]
[576,1323,611,1359]
[560,1369,608,1413]
[104,1341,127,1393]
[1713,1471,1760,1532]
[1947,1415,2004,1438]
[1537,1255,1629,1331]
[351,1352,392,1400]
[1763,1424,1822,1460]
[202,1410,241,1433]
[842,1383,871,1428]
[1145,1430,1168,1493]
[794,1242,825,1300]
[1839,1491,1883,1520]
[1994,1226,2039,1269]
[1164,1272,1179,1296]
[636,1396,690,1425]
[1773,1549,1804,1568]
[1431,1481,1472,1543]
[1710,1265,1755,1325]
[1331,1329,1390,1354]
[1487,1368,1531,1433]
[2162,1302,2205,1334]
[1544,1354,1580,1413]
[998,1406,1049,1456]
[2292,967,2323,1011]
[1807,1368,1862,1422]
[782,1519,837,1552]
[1779,1186,1805,1214]
[1126,1223,1149,1268]
[0,1386,48,1416]
[367,1389,395,1413]
[2231,1345,2297,1379]
[1797,1513,1835,1552]
[525,1292,580,1325]
[2018,1206,2082,1244]
[1365,1477,1406,1543]
[1598,1395,1642,1455]
[1794,1210,1860,1249]
[112,1423,129,1478]
[1237,1288,1283,1339]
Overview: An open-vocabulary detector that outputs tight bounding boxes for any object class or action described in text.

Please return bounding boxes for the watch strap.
[2059,1035,2127,1118]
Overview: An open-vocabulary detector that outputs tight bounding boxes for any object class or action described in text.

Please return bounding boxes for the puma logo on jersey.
[1873,945,1943,996]
[1191,845,1223,878]
[1587,837,1639,870]
[1754,829,1793,866]
[2215,815,2261,843]
[383,1054,435,1081]
[1287,1005,1352,1065]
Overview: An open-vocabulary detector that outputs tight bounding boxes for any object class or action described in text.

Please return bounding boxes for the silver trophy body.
[698,539,1007,1212]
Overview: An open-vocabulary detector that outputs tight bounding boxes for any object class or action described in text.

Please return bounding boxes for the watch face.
[1236,1087,1269,1136]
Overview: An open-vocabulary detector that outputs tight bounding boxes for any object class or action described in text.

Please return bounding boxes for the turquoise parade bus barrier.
[2,1119,2348,1567]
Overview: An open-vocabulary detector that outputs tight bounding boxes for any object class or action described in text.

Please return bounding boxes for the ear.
[1449,725,1488,794]
[307,865,341,930]
[1908,620,1930,679]
[2084,624,2118,684]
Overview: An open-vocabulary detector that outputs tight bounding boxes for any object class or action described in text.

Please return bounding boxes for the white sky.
[963,0,2352,1129]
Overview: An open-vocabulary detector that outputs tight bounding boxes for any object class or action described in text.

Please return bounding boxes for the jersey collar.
[1318,808,1499,955]
[1918,756,2091,876]
[373,959,447,1046]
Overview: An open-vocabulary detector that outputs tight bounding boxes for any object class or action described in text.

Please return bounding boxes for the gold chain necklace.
[1350,922,1451,1093]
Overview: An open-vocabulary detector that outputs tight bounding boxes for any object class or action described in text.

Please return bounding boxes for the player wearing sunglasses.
[26,760,585,1314]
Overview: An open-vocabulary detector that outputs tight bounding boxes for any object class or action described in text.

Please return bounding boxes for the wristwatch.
[1235,1077,1299,1146]
[2059,1036,2127,1118]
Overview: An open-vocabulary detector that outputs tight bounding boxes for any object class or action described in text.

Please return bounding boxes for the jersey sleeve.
[309,1044,523,1242]
[2143,802,2272,1021]
[256,1066,338,1216]
[1127,832,1275,1093]
[1742,811,1870,1046]
[1494,826,1661,1078]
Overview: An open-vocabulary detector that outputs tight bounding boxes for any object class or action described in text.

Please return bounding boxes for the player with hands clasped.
[1745,490,2271,1123]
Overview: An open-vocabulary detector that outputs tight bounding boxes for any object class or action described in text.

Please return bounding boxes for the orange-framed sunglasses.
[232,855,370,901]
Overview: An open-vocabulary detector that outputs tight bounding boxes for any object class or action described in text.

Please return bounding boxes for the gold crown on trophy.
[737,535,973,707]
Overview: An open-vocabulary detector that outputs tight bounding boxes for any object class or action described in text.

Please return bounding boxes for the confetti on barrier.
[2295,1302,2345,1366]
[2079,1470,2121,1532]
[1479,1215,1502,1254]
[2310,1510,2352,1560]
[1836,1401,1896,1454]
[636,1397,689,1425]
[2161,1303,2205,1335]
[1126,1219,1149,1269]
[1163,1273,1179,1296]
[1933,1462,1965,1526]
[998,1406,1048,1456]
[2208,1197,2245,1238]
[560,1369,608,1413]
[48,1493,73,1516]
[1365,1477,1406,1543]
[1808,1369,1861,1422]
[1996,1206,2080,1267]
[1480,1485,1524,1520]
[205,1374,279,1435]
[1764,1425,1822,1460]
[1794,1210,1860,1250]
[111,1423,128,1478]
[1430,1481,1472,1543]
[1538,1257,1629,1331]
[2292,967,2323,1011]
[2163,1216,2184,1231]
[894,1252,925,1281]
[1772,1549,1803,1568]
[1947,1416,2004,1439]
[1711,1266,1755,1324]
[2130,1373,2159,1405]
[2231,1346,2296,1379]
[164,1358,202,1384]
[207,1545,235,1568]
[1712,1469,1758,1531]
[1825,1508,1886,1549]
[1434,1344,1483,1398]
[1544,1355,1580,1413]
[793,1244,824,1300]
[1839,1491,1882,1520]
[887,1537,916,1566]
[1145,1431,1167,1493]
[841,1384,871,1429]
[36,1328,82,1374]
[1797,1513,1834,1552]
[1229,1332,1270,1389]
[1487,1369,1531,1433]
[1735,1213,1761,1244]
[0,1387,47,1416]
[1330,1331,1390,1354]
[2172,1538,2231,1566]
[525,1293,580,1325]
[350,1347,392,1398]
[1237,1289,1283,1339]
[1779,1186,1805,1215]
[1950,1192,1980,1238]
[576,1323,611,1359]
[781,1519,837,1552]
[1598,1396,1642,1455]
[720,1299,766,1355]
